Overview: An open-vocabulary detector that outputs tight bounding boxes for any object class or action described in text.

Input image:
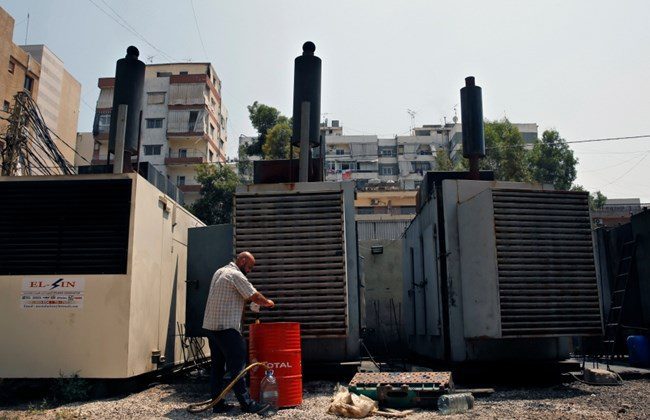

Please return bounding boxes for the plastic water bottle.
[437,393,474,415]
[260,369,279,414]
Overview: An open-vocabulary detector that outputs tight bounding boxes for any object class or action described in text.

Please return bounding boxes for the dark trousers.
[206,328,253,408]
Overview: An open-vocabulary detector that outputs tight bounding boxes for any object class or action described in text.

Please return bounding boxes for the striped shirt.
[202,262,258,332]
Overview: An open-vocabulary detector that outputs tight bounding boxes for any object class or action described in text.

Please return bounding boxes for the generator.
[0,173,204,378]
[403,178,603,362]
[234,181,361,362]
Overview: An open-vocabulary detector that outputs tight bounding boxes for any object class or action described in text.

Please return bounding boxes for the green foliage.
[571,184,607,210]
[189,163,239,225]
[434,148,454,171]
[435,148,466,171]
[482,119,529,181]
[527,129,577,190]
[53,373,90,403]
[247,101,282,156]
[237,143,253,182]
[592,190,607,210]
[262,117,293,159]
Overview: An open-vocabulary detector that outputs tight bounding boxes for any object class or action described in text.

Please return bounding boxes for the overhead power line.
[87,0,176,62]
[190,0,209,61]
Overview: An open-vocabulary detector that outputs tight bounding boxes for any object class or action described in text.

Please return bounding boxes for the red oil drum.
[249,322,302,407]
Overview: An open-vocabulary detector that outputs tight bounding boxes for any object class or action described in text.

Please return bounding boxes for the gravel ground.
[0,377,648,419]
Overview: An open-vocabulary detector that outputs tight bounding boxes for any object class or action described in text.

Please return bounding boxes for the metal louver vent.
[493,189,602,337]
[0,179,131,275]
[235,191,347,337]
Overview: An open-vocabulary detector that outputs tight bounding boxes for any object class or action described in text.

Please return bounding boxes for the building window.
[8,60,15,74]
[327,162,336,172]
[3,101,9,112]
[412,162,431,172]
[188,111,199,131]
[379,164,397,175]
[177,176,186,186]
[146,118,164,129]
[147,92,165,104]
[179,71,188,75]
[379,146,397,157]
[24,76,34,92]
[98,114,111,133]
[143,145,162,155]
[400,206,417,215]
[356,207,373,215]
[209,150,214,161]
[178,149,187,158]
[156,72,172,77]
[415,130,430,136]
[209,123,215,138]
[335,149,345,155]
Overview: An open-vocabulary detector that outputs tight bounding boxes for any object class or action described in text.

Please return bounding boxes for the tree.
[189,163,239,225]
[262,117,292,159]
[247,101,281,156]
[592,190,608,210]
[481,119,529,182]
[237,143,253,182]
[571,185,607,210]
[435,148,466,171]
[527,129,577,190]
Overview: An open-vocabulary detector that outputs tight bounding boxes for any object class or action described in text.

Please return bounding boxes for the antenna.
[407,109,417,131]
[453,104,459,123]
[24,13,30,45]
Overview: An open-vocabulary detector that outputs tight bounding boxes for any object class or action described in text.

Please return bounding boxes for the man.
[202,251,275,414]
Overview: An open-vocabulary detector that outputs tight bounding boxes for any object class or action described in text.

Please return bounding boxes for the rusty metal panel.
[235,190,347,337]
[492,189,603,337]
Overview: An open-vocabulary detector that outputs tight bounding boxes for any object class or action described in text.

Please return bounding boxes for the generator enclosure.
[403,179,603,362]
[234,181,360,362]
[0,173,204,378]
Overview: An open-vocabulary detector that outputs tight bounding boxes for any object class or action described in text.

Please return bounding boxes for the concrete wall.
[74,132,95,168]
[360,238,406,355]
[0,7,40,143]
[21,44,81,164]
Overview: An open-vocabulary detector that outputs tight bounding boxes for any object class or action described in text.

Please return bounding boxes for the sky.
[4,0,650,201]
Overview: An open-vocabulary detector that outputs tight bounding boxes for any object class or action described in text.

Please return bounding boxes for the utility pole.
[1,96,28,176]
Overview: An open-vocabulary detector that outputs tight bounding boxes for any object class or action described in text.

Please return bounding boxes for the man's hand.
[251,292,274,309]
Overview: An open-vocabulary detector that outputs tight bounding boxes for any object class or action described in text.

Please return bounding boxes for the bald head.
[235,251,255,274]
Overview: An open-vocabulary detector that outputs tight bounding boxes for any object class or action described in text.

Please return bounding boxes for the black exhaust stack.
[460,76,485,180]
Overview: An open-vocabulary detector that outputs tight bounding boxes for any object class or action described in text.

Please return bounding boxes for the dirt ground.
[0,375,648,420]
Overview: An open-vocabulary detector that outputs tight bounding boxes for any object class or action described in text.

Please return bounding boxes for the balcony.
[164,150,206,165]
[178,184,201,193]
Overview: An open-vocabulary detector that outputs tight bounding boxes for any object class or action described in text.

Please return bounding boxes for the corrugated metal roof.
[357,220,409,241]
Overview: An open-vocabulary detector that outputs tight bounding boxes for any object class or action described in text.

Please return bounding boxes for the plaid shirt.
[202,262,258,332]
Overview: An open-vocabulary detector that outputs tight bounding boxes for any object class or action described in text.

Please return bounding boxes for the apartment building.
[92,62,228,204]
[0,7,40,154]
[324,121,538,190]
[20,44,81,164]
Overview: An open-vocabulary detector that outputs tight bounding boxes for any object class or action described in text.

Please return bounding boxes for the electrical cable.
[598,152,650,189]
[87,0,176,62]
[190,0,209,61]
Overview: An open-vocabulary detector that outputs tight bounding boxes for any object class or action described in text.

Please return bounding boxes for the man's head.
[235,251,255,274]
